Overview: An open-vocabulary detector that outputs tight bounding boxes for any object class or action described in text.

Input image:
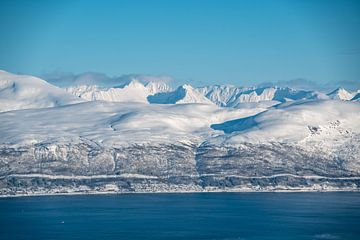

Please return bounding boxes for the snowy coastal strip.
[4,173,360,181]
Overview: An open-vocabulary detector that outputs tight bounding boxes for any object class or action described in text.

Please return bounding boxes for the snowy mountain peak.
[120,79,148,91]
[327,87,355,100]
[147,84,214,105]
[66,79,150,103]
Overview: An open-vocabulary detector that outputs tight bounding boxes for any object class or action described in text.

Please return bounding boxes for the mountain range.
[64,76,360,107]
[0,70,359,196]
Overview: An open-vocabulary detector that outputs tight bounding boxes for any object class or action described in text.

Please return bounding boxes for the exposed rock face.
[1,135,360,196]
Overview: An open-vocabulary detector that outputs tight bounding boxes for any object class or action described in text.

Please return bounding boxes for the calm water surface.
[0,192,359,240]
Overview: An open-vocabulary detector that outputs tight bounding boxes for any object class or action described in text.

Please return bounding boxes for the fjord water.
[0,193,359,240]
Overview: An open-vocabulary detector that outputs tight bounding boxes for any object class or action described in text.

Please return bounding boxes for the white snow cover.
[147,84,215,105]
[327,87,355,100]
[211,100,360,144]
[1,70,359,147]
[66,80,172,103]
[66,80,151,103]
[0,70,82,112]
[145,81,172,94]
[0,101,264,146]
[199,85,329,107]
[62,73,359,107]
[197,85,251,106]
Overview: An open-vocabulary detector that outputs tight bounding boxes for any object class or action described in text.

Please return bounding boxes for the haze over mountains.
[0,70,360,196]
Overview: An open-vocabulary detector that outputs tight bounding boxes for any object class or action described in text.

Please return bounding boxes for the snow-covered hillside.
[210,100,360,143]
[0,70,360,196]
[0,101,259,146]
[0,70,82,112]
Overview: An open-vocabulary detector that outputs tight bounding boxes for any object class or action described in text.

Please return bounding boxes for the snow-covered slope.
[327,87,355,100]
[211,100,360,143]
[193,100,360,191]
[0,101,259,146]
[0,70,82,112]
[148,84,214,105]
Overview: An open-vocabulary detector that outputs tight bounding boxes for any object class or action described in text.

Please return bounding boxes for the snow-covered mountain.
[66,80,172,103]
[67,81,150,103]
[197,85,249,107]
[148,84,215,105]
[327,87,355,100]
[66,82,334,107]
[199,85,328,107]
[0,70,82,112]
[1,70,360,196]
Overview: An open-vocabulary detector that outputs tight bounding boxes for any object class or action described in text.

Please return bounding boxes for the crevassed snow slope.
[0,70,82,112]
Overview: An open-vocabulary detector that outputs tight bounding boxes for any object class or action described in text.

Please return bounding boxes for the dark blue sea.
[0,192,359,240]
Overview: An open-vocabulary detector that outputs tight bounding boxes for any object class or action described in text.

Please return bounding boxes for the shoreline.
[1,188,359,199]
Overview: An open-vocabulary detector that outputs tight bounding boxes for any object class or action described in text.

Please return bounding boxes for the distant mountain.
[66,82,333,107]
[199,85,328,107]
[0,70,82,112]
[197,85,250,107]
[67,81,150,103]
[148,84,214,105]
[327,87,355,101]
[66,80,172,103]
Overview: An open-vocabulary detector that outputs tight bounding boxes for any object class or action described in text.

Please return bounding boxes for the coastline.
[1,187,359,199]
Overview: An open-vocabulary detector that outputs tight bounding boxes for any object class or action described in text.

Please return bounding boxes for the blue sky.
[0,0,359,86]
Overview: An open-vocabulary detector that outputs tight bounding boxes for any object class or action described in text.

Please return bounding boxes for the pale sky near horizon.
[0,0,359,86]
